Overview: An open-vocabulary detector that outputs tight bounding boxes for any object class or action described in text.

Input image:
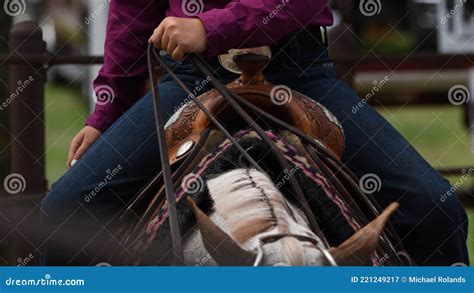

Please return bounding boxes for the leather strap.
[147,45,184,265]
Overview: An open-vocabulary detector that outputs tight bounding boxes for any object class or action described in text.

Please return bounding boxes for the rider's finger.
[166,37,178,58]
[160,28,170,52]
[73,139,91,162]
[149,24,164,47]
[67,133,84,167]
[171,45,185,61]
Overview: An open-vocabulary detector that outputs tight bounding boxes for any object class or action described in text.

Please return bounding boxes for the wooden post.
[8,21,47,195]
[0,15,11,190]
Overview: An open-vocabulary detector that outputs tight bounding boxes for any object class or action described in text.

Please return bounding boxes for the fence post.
[8,21,47,195]
[0,14,11,188]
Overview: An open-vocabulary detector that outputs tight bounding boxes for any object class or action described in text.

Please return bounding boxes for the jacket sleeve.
[197,0,333,57]
[86,0,165,132]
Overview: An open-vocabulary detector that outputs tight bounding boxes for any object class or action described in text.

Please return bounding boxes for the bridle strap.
[147,45,184,265]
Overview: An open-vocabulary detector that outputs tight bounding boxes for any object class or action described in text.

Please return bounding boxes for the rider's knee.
[403,171,468,235]
[399,174,469,265]
[41,177,82,221]
[433,177,467,225]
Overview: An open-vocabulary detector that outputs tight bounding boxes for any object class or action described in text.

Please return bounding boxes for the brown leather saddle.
[165,53,345,166]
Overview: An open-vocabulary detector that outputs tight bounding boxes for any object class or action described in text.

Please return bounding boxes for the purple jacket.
[87,0,333,132]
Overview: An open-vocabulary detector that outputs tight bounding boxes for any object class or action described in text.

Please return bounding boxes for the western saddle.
[164,52,346,166]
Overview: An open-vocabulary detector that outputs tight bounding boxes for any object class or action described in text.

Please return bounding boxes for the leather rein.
[145,44,408,266]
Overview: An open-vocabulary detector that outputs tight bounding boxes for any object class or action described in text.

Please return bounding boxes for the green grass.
[378,105,473,169]
[44,85,474,264]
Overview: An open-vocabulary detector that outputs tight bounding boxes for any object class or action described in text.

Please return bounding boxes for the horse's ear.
[330,202,399,266]
[187,197,256,266]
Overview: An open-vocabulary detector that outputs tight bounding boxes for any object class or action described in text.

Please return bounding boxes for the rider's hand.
[148,17,207,60]
[67,126,101,168]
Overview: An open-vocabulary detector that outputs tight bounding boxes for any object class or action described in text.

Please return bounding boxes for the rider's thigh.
[290,71,468,265]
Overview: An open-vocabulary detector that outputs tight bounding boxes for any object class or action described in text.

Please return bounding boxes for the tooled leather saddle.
[165,53,345,166]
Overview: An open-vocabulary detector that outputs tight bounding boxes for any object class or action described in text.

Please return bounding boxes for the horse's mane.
[207,168,315,266]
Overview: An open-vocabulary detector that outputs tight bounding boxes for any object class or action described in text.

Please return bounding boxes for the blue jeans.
[42,47,469,265]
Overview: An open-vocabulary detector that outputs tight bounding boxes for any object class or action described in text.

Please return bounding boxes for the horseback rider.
[42,0,469,265]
